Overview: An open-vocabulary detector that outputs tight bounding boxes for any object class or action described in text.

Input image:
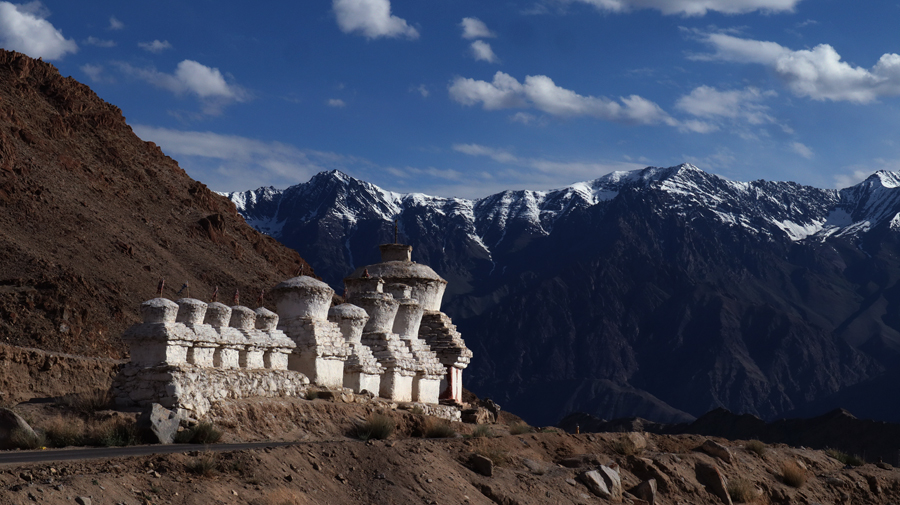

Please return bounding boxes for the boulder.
[632,479,657,505]
[597,464,623,502]
[470,454,493,476]
[138,403,180,444]
[0,408,39,449]
[461,408,492,425]
[695,461,733,505]
[580,470,612,499]
[700,439,734,464]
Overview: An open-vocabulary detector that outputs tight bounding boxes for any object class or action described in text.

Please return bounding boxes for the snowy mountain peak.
[228,165,900,251]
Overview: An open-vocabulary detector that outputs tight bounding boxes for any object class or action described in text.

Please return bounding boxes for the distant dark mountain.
[227,165,900,426]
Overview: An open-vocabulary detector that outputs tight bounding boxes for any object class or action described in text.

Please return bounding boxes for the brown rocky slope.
[0,49,312,358]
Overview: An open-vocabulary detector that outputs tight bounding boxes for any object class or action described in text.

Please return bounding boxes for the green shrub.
[472,424,493,438]
[745,439,767,457]
[423,419,456,438]
[352,413,395,441]
[781,460,807,488]
[727,477,756,503]
[305,390,319,401]
[410,405,425,416]
[508,422,533,435]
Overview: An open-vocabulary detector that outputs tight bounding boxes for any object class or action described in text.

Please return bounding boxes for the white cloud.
[675,86,779,133]
[327,98,346,108]
[138,39,172,53]
[461,17,495,39]
[790,141,814,159]
[569,0,800,16]
[449,142,647,192]
[470,40,500,63]
[84,36,115,47]
[510,112,537,124]
[133,125,376,192]
[0,1,77,59]
[449,71,675,125]
[410,84,429,97]
[108,16,124,30]
[333,0,418,40]
[117,60,247,114]
[693,32,900,103]
[80,63,107,82]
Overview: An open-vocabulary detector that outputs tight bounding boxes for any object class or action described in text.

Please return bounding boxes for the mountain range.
[228,165,900,426]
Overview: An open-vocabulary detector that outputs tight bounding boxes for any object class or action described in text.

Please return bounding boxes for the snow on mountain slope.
[225,165,900,255]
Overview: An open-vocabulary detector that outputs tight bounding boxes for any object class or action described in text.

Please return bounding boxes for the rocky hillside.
[229,166,900,426]
[5,395,900,505]
[0,49,313,358]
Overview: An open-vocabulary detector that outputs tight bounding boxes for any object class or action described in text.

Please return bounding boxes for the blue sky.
[2,0,900,198]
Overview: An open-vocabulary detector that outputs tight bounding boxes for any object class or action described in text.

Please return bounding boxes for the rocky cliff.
[0,49,313,358]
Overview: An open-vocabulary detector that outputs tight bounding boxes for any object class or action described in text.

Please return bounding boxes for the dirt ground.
[4,393,900,505]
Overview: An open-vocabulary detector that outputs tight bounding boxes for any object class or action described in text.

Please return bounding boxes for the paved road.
[0,441,302,466]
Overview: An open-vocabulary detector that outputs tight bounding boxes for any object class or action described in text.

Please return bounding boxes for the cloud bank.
[333,0,418,39]
[449,71,675,125]
[694,32,900,103]
[0,1,77,59]
[570,0,801,16]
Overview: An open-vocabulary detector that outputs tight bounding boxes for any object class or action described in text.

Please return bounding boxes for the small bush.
[727,477,757,503]
[186,452,220,477]
[9,428,45,450]
[508,422,533,435]
[825,448,864,466]
[91,419,139,447]
[472,424,493,438]
[781,460,807,488]
[42,415,85,447]
[746,439,767,457]
[175,422,223,445]
[58,389,112,415]
[410,405,425,416]
[423,418,456,438]
[305,390,319,401]
[353,413,395,441]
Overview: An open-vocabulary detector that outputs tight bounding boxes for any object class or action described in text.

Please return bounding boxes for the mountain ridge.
[228,165,900,426]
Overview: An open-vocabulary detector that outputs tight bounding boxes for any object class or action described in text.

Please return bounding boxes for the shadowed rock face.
[0,49,311,358]
[232,167,900,427]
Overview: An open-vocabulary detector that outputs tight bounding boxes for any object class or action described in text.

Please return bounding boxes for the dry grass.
[175,421,223,444]
[9,428,45,450]
[352,413,395,441]
[186,452,220,477]
[471,424,494,438]
[89,418,139,447]
[58,389,112,415]
[727,477,757,503]
[508,421,533,435]
[40,415,86,447]
[254,487,309,505]
[745,439,767,457]
[825,448,864,466]
[473,440,511,467]
[423,418,456,438]
[781,460,808,488]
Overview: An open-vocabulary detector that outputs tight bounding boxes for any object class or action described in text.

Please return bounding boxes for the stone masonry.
[114,242,471,417]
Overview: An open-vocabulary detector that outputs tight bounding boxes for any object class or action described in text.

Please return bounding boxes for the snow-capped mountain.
[227,165,900,426]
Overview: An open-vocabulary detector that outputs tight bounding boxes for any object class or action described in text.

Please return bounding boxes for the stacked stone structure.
[112,297,308,416]
[114,242,471,417]
[346,243,472,404]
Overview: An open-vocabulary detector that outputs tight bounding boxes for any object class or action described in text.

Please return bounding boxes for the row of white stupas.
[117,243,472,408]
